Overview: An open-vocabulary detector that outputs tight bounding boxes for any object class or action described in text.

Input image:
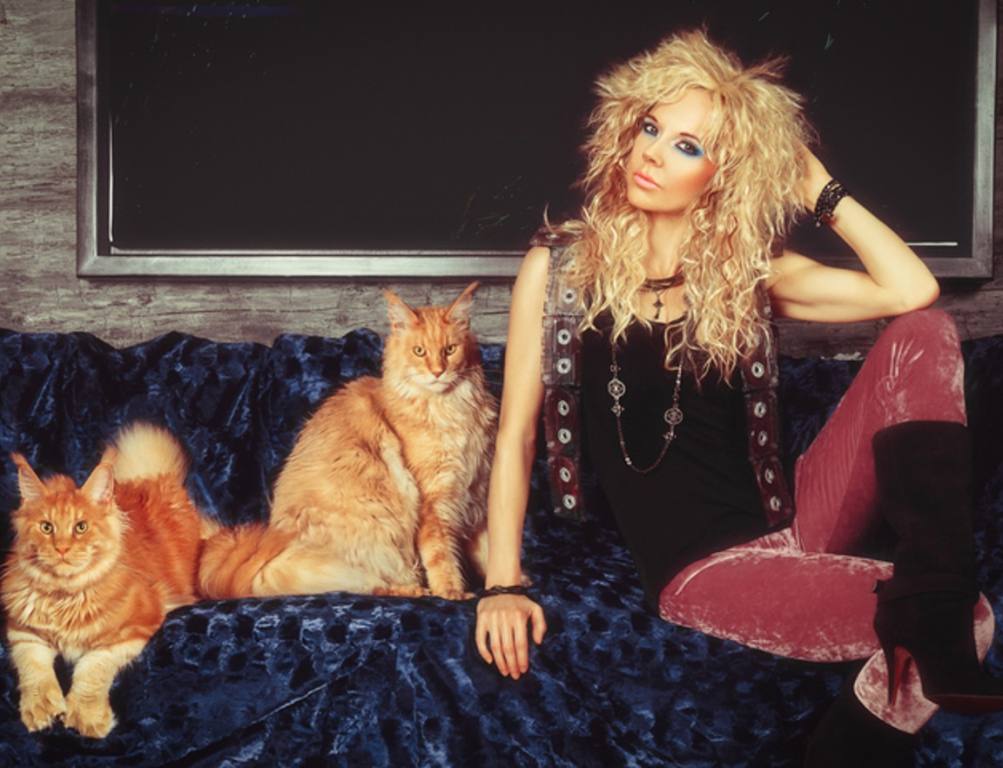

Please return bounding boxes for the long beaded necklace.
[607,307,687,475]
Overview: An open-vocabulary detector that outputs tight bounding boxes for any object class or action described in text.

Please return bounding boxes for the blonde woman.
[474,27,1002,765]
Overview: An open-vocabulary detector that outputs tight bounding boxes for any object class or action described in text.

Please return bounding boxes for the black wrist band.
[813,178,850,228]
[478,584,530,599]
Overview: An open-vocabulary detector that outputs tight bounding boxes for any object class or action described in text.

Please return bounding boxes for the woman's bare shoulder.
[510,246,550,300]
[522,245,551,275]
[503,248,552,347]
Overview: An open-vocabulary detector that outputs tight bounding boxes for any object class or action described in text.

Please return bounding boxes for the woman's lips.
[633,172,660,190]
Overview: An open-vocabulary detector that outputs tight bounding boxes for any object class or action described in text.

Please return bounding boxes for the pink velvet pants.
[657,308,996,733]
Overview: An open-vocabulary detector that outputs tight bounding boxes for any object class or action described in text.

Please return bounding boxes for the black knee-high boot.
[803,673,916,768]
[870,419,1003,713]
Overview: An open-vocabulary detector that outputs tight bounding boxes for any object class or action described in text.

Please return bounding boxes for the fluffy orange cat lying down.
[1,424,213,739]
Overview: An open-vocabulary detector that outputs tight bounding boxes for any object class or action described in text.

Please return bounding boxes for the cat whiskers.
[392,363,483,388]
[391,372,455,392]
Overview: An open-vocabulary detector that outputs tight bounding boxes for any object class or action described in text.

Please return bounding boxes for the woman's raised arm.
[766,144,940,323]
[474,245,551,679]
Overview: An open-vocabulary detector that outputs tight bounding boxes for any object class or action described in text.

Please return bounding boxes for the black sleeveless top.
[581,310,771,612]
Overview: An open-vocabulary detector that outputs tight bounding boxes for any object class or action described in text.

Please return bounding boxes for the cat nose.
[54,544,70,557]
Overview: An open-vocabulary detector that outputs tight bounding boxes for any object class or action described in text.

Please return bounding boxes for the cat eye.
[39,521,54,535]
[75,521,89,534]
[412,346,426,357]
[445,344,457,355]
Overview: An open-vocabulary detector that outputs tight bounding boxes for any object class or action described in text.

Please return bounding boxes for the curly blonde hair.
[540,26,813,389]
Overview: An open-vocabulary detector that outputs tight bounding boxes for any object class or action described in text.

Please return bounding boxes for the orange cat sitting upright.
[199,282,498,600]
[1,424,212,739]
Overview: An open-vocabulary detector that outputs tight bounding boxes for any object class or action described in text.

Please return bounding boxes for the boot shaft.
[871,420,976,582]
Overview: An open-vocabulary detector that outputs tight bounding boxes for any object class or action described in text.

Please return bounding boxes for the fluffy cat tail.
[198,525,294,600]
[111,422,188,484]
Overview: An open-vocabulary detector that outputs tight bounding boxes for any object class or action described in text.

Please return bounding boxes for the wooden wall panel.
[1,0,1000,359]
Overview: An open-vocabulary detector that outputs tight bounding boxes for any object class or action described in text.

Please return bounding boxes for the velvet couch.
[1,325,1003,767]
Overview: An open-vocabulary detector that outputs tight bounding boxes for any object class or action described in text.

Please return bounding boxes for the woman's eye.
[39,521,53,535]
[413,346,426,357]
[75,521,88,534]
[677,141,704,158]
[445,344,457,355]
[641,120,657,137]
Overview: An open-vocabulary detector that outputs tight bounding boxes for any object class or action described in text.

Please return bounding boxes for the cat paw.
[65,694,116,739]
[373,585,433,598]
[19,681,67,732]
[433,588,475,601]
[426,572,467,599]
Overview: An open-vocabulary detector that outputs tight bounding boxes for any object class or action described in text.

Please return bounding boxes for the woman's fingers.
[530,602,548,644]
[488,614,509,676]
[475,596,547,677]
[499,621,519,679]
[512,620,530,676]
[474,615,493,665]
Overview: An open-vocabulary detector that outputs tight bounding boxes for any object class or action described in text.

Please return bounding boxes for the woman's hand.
[798,142,834,211]
[474,593,547,679]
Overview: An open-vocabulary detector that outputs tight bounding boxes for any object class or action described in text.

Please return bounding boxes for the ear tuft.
[11,452,45,504]
[99,445,118,470]
[82,462,115,506]
[384,289,419,331]
[446,282,479,327]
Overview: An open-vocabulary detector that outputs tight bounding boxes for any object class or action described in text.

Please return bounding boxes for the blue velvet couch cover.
[1,326,1002,767]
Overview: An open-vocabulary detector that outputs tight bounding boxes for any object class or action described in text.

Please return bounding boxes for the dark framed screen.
[78,0,995,277]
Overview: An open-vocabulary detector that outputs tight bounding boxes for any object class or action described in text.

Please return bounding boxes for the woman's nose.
[641,140,664,166]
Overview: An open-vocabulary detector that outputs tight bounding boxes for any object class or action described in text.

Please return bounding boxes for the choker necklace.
[607,327,684,474]
[642,272,684,321]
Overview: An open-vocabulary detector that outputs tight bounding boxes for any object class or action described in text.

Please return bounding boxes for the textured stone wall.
[1,0,1000,357]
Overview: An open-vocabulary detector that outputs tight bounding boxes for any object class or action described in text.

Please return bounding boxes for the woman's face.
[624,89,717,217]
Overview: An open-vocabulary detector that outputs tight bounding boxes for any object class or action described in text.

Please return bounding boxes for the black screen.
[100,1,977,257]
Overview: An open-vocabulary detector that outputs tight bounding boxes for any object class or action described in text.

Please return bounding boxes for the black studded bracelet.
[813,178,850,227]
[477,584,531,599]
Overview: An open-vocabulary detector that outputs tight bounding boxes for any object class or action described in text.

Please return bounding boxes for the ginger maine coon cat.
[1,423,211,738]
[199,282,498,600]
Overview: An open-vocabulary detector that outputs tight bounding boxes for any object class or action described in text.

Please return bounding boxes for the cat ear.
[446,282,479,328]
[82,460,115,506]
[99,445,119,470]
[10,453,45,504]
[384,290,419,331]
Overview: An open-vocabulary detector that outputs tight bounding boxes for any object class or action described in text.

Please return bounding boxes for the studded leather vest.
[535,232,796,529]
